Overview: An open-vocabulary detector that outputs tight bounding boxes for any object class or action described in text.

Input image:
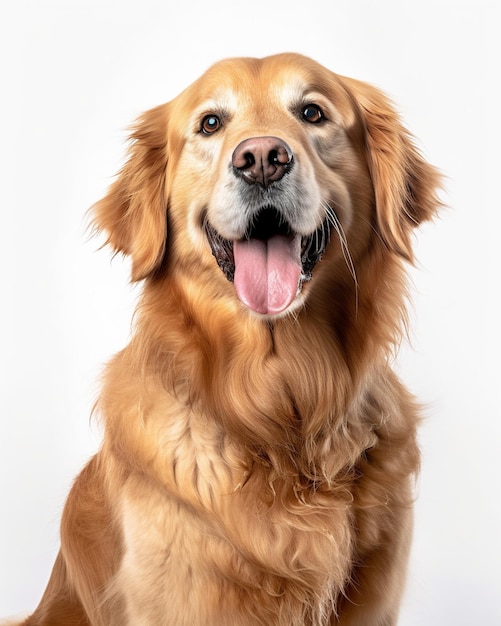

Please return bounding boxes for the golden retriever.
[11,53,441,625]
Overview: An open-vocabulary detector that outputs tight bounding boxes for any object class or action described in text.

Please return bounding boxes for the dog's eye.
[201,115,222,135]
[301,104,324,124]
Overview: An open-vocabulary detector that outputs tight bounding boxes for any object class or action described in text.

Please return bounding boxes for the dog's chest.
[112,473,353,625]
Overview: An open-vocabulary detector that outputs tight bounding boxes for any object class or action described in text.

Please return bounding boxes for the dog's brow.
[272,79,327,110]
[197,89,239,114]
[272,79,305,101]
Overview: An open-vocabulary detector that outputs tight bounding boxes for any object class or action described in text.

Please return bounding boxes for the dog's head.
[92,53,440,317]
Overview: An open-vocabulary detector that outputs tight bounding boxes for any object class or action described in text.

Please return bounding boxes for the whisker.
[323,203,359,314]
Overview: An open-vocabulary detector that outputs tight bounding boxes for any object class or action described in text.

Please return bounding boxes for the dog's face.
[93,53,439,317]
[171,55,372,316]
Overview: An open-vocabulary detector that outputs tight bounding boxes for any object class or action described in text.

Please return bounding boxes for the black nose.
[232,136,293,187]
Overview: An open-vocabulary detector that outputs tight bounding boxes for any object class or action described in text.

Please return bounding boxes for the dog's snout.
[232,137,293,187]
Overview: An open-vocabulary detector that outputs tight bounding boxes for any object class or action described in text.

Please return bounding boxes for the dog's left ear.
[346,78,442,261]
[91,104,170,281]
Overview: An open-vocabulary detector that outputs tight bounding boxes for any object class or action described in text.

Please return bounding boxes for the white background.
[0,0,499,623]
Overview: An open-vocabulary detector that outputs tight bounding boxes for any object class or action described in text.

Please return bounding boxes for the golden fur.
[14,53,441,625]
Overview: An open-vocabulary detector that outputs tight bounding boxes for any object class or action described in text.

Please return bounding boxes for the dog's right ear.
[91,104,170,282]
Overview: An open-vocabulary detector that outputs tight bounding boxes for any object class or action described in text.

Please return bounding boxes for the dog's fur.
[13,53,440,625]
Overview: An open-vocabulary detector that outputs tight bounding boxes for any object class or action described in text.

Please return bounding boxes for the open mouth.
[204,206,331,315]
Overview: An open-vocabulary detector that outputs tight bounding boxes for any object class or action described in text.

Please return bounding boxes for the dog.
[10,53,441,625]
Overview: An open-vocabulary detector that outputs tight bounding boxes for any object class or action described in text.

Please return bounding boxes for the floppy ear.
[91,104,169,281]
[346,78,442,260]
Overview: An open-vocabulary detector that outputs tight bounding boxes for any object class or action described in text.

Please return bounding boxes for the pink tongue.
[233,235,302,315]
